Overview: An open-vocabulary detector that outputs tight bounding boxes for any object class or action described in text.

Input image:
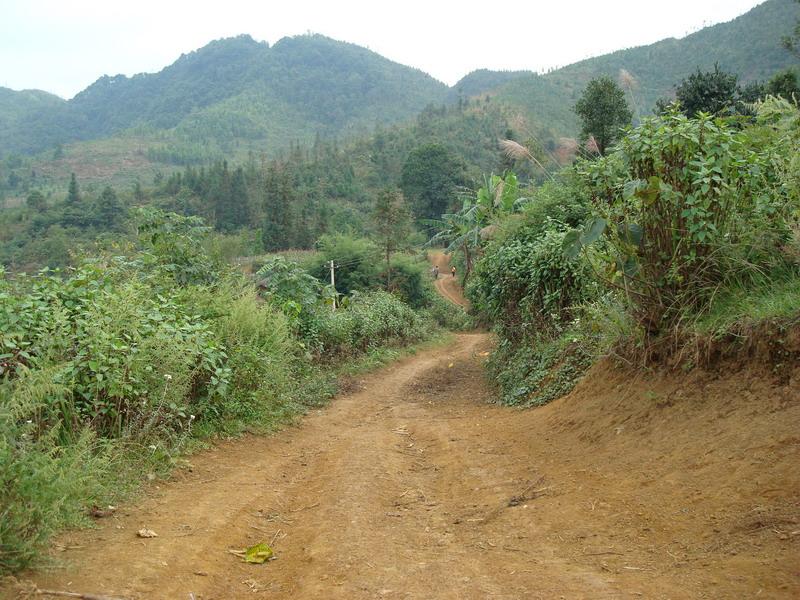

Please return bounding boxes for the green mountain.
[448,69,530,102]
[0,34,449,156]
[491,0,800,138]
[0,88,69,154]
[0,0,796,196]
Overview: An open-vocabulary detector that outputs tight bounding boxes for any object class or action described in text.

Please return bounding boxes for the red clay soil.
[5,332,798,599]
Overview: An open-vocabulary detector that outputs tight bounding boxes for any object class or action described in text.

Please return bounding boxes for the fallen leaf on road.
[137,528,158,538]
[230,542,274,564]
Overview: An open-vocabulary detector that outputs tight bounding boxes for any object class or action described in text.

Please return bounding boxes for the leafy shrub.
[307,234,381,295]
[469,228,597,341]
[383,254,429,308]
[312,291,429,358]
[136,207,217,285]
[0,251,300,572]
[569,107,798,336]
[487,325,598,406]
[517,174,590,236]
[256,256,322,313]
[179,281,300,433]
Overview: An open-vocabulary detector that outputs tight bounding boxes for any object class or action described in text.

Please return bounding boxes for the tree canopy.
[400,144,466,220]
[675,64,739,116]
[574,76,632,156]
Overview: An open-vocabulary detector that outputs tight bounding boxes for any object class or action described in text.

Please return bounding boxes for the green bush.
[384,253,429,308]
[487,325,598,406]
[174,279,300,433]
[307,234,381,296]
[312,291,429,358]
[570,106,799,336]
[469,228,597,341]
[0,251,303,573]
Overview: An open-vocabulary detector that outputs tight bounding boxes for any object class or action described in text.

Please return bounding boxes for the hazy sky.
[1,0,766,99]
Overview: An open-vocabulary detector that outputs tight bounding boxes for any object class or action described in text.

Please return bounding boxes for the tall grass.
[0,238,449,574]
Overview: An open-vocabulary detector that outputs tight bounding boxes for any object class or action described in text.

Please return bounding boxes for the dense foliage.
[459,98,799,405]
[0,211,466,574]
[673,64,740,116]
[400,144,467,220]
[574,76,632,155]
[568,104,798,337]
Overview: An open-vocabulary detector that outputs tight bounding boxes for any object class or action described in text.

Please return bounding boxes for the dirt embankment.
[5,330,799,599]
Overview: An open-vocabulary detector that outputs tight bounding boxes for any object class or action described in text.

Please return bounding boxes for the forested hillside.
[0,34,448,156]
[447,69,530,102]
[492,0,800,137]
[0,0,795,205]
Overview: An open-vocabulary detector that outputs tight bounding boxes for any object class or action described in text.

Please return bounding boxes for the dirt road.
[428,251,468,308]
[7,278,799,598]
[20,334,600,599]
[11,331,799,599]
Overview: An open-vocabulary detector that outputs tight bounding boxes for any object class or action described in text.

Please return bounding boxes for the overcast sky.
[1,0,766,99]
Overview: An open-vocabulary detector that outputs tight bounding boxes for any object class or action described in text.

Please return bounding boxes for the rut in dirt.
[8,318,799,598]
[11,334,611,599]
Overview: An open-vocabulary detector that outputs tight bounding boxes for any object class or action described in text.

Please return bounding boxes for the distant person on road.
[451,266,456,278]
[432,265,439,279]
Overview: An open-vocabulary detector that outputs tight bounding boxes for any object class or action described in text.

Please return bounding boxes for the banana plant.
[426,170,529,280]
[475,171,529,217]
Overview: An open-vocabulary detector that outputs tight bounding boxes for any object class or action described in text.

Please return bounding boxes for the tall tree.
[60,173,89,228]
[92,186,126,231]
[400,144,466,221]
[371,189,411,289]
[260,163,297,251]
[66,173,81,205]
[675,64,738,117]
[574,76,632,156]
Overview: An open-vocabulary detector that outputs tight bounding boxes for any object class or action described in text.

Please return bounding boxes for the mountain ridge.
[0,0,796,190]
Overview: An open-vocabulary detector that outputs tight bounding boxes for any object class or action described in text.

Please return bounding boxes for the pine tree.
[92,186,126,231]
[26,190,46,212]
[66,173,80,205]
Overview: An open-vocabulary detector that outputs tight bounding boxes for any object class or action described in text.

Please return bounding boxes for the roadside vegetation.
[454,82,799,405]
[0,204,467,574]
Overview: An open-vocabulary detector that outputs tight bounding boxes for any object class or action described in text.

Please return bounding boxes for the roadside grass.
[333,331,455,379]
[693,273,800,336]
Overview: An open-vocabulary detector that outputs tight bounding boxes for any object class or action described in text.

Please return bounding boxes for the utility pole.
[330,260,336,311]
